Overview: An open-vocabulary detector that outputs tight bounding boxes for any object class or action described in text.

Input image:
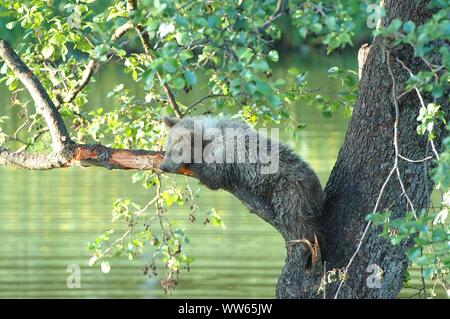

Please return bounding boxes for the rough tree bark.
[276,0,449,298]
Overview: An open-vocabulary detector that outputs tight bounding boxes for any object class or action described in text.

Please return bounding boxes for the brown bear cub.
[161,115,324,266]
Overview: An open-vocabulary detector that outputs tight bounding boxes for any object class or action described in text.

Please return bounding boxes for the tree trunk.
[276,0,449,298]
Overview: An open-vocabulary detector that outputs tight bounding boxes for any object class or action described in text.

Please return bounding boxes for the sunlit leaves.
[367,208,450,284]
[205,208,226,229]
[416,103,446,140]
[433,128,450,190]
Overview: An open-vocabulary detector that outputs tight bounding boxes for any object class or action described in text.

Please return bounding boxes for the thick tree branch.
[0,147,68,169]
[0,40,72,152]
[0,144,164,171]
[68,144,166,170]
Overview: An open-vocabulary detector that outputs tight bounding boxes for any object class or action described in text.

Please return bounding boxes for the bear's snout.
[159,161,179,173]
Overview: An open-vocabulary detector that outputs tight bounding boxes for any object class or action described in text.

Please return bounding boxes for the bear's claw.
[287,233,320,266]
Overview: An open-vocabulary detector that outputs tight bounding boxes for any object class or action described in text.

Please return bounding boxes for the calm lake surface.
[0,51,439,298]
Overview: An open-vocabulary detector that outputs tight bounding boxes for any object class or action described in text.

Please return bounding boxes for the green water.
[0,51,438,298]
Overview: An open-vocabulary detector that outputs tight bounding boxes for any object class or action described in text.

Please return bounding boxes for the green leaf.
[268,50,279,62]
[237,48,254,64]
[269,95,282,107]
[5,21,17,30]
[183,70,197,86]
[88,256,98,266]
[0,10,15,17]
[389,19,402,32]
[173,77,186,90]
[288,67,300,75]
[415,255,431,267]
[274,79,286,87]
[162,61,177,73]
[255,80,272,96]
[310,23,323,33]
[407,246,421,261]
[250,59,269,72]
[432,229,447,242]
[175,32,189,46]
[100,261,111,273]
[403,21,416,33]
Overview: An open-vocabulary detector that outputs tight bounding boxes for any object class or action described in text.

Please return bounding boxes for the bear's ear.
[163,116,179,128]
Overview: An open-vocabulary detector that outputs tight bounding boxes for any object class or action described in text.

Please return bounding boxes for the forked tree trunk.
[276,0,449,298]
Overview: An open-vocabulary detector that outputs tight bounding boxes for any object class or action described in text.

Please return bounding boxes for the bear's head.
[160,116,225,173]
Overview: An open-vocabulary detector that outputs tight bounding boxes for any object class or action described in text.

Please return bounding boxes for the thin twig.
[258,0,288,32]
[388,53,417,219]
[183,94,229,116]
[333,167,396,298]
[396,57,442,162]
[430,140,440,160]
[398,154,433,163]
[111,21,134,41]
[63,60,99,104]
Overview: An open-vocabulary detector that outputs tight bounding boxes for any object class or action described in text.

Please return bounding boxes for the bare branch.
[63,60,99,104]
[0,143,196,177]
[68,144,164,170]
[111,21,134,42]
[0,39,72,152]
[398,154,433,163]
[184,94,229,116]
